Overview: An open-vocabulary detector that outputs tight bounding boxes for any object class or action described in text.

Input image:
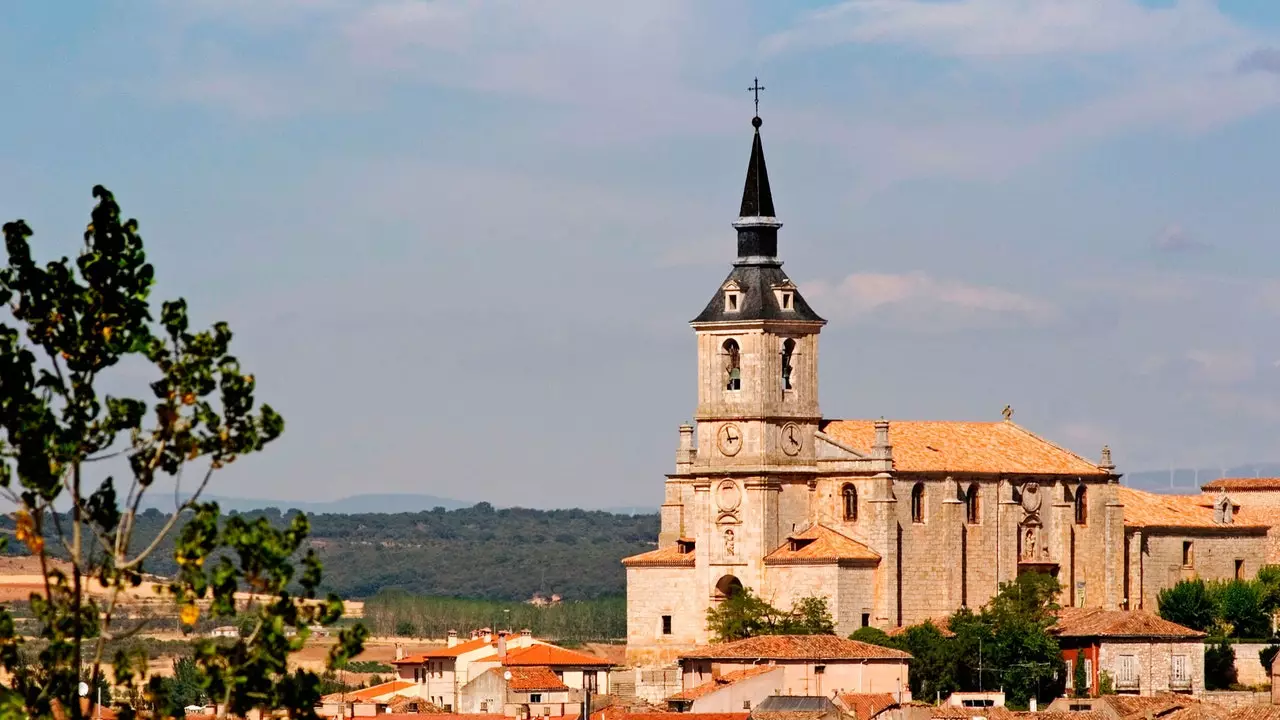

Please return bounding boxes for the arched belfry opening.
[714,575,744,603]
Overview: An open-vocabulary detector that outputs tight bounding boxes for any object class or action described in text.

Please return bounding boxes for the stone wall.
[1131,531,1269,610]
[1230,642,1273,687]
[625,566,700,665]
[1096,640,1204,696]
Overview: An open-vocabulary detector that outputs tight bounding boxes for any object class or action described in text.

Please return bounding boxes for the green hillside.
[1,503,659,601]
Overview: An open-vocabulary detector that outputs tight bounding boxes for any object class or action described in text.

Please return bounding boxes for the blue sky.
[3,0,1280,508]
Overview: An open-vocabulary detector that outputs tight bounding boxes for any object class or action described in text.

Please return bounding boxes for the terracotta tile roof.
[591,710,748,720]
[837,692,898,720]
[763,524,880,565]
[499,665,570,691]
[1225,708,1280,720]
[1119,487,1271,530]
[622,543,696,568]
[500,643,614,667]
[1100,694,1200,720]
[1052,607,1205,639]
[1203,478,1280,492]
[887,617,954,638]
[393,636,495,663]
[680,634,911,661]
[326,679,416,702]
[819,419,1107,476]
[668,665,781,701]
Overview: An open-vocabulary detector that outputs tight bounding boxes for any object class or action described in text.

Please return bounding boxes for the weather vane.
[748,77,765,117]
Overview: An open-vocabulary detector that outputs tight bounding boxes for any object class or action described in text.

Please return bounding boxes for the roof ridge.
[1003,421,1105,474]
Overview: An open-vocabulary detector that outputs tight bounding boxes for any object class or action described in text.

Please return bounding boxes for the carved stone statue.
[724,528,735,556]
[1023,525,1037,560]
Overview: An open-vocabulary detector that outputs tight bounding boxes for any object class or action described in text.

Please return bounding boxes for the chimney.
[521,628,532,639]
[394,642,404,661]
[498,632,508,660]
[471,629,479,640]
[676,424,695,472]
[447,630,458,648]
[483,627,493,643]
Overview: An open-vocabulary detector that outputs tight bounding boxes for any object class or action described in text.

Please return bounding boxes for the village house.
[748,696,843,720]
[458,666,579,718]
[673,635,912,704]
[836,692,902,720]
[1052,608,1206,697]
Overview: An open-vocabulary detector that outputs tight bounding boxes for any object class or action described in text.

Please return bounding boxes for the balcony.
[1115,677,1140,693]
[1170,678,1192,692]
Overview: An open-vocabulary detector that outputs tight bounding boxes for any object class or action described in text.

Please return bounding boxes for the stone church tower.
[624,112,1134,666]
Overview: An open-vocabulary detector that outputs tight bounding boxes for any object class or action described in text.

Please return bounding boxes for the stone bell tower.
[688,114,826,471]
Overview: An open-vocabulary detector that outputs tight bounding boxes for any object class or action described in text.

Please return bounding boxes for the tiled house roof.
[1202,478,1280,492]
[1052,608,1206,640]
[763,525,880,565]
[477,644,614,667]
[819,420,1107,475]
[622,543,697,568]
[836,692,898,720]
[394,636,496,663]
[501,665,570,692]
[680,634,911,661]
[668,666,780,701]
[323,679,416,703]
[1118,487,1271,530]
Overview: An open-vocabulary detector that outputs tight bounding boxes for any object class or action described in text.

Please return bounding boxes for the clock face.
[717,423,743,457]
[780,423,803,456]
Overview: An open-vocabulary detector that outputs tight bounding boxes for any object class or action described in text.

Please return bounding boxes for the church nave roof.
[820,419,1109,476]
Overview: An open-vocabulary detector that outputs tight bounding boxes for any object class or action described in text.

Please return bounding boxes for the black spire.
[738,116,776,219]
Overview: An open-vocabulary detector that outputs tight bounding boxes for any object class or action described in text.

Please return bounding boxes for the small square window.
[726,293,740,311]
[743,701,752,710]
[530,694,543,703]
[661,615,672,635]
[814,665,826,674]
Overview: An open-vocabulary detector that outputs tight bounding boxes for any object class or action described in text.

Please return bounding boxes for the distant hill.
[138,493,659,516]
[1123,463,1280,494]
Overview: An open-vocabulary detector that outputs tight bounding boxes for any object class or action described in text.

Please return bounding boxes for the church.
[622,112,1280,665]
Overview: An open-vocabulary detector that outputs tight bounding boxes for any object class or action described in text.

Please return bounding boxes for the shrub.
[1205,639,1237,690]
[1158,580,1216,632]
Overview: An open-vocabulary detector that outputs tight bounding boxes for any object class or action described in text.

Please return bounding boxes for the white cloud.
[804,271,1056,329]
[1185,349,1256,385]
[765,0,1246,58]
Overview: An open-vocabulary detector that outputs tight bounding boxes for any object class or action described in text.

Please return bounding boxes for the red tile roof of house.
[1202,478,1280,492]
[499,665,570,691]
[394,636,495,663]
[478,643,614,667]
[837,692,899,720]
[1118,487,1271,530]
[1052,608,1206,639]
[763,524,880,565]
[680,634,911,661]
[323,679,416,703]
[819,419,1107,476]
[667,665,781,701]
[622,543,697,568]
[591,710,749,720]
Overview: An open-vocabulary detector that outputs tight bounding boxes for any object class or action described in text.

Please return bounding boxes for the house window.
[585,672,598,693]
[814,665,826,675]
[842,484,857,521]
[1066,659,1074,689]
[1075,485,1088,525]
[861,613,870,628]
[781,292,793,310]
[1183,541,1194,567]
[965,483,980,524]
[1084,658,1094,691]
[723,339,741,391]
[781,338,795,390]
[661,615,672,635]
[1117,655,1137,690]
[743,701,752,710]
[1171,655,1189,690]
[530,694,543,703]
[911,483,926,524]
[1236,559,1246,580]
[480,702,489,712]
[725,290,740,312]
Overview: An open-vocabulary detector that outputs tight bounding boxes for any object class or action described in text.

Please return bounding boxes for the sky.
[2,0,1280,509]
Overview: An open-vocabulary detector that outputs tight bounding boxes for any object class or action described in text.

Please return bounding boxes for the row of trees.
[852,573,1066,708]
[363,590,626,643]
[1157,568,1280,639]
[704,589,836,640]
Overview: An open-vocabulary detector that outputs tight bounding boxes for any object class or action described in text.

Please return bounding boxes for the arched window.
[723,339,741,391]
[911,483,925,524]
[1075,485,1088,525]
[842,484,857,521]
[781,339,796,391]
[965,483,980,525]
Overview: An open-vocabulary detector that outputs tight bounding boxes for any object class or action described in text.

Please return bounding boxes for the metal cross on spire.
[748,77,765,117]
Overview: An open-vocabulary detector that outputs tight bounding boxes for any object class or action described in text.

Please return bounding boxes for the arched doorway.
[714,575,744,602]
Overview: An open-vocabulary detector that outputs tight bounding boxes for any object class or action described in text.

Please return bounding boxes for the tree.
[1205,638,1237,690]
[1259,644,1280,675]
[963,573,1065,709]
[848,627,895,647]
[895,622,959,702]
[161,657,206,709]
[1158,580,1217,633]
[0,187,366,718]
[1217,580,1271,639]
[704,589,835,641]
[1097,670,1114,696]
[1072,650,1088,698]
